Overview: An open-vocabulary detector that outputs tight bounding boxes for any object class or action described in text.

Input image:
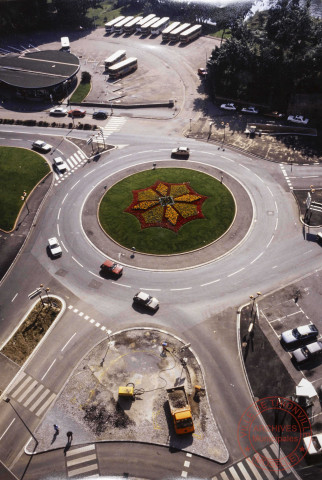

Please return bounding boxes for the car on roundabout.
[171,147,190,158]
[280,324,318,350]
[287,115,309,125]
[32,140,52,153]
[53,157,68,174]
[220,103,236,111]
[303,434,322,455]
[93,111,108,119]
[50,107,67,116]
[48,237,62,257]
[100,259,123,277]
[68,108,86,117]
[292,340,322,364]
[241,106,259,114]
[133,291,159,311]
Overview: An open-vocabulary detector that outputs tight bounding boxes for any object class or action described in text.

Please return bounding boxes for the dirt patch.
[1,298,62,366]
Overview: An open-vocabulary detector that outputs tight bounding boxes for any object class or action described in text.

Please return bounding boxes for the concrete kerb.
[0,295,66,400]
[237,301,303,480]
[24,326,229,464]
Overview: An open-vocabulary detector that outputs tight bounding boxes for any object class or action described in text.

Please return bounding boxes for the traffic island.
[27,328,229,463]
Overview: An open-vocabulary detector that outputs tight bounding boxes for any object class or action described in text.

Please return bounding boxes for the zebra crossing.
[95,116,127,142]
[68,304,112,334]
[5,371,56,417]
[212,443,294,480]
[54,149,87,185]
[65,444,99,478]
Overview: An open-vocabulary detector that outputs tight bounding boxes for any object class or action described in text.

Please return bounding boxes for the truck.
[166,386,194,435]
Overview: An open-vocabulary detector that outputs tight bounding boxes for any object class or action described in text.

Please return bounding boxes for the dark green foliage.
[81,71,92,83]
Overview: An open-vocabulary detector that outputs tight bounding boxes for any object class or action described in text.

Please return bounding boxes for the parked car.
[50,107,67,116]
[198,68,207,77]
[264,111,284,119]
[53,157,68,174]
[241,106,259,114]
[32,140,52,152]
[303,434,322,455]
[48,237,62,257]
[280,324,319,350]
[68,109,86,117]
[93,111,108,119]
[100,259,123,277]
[287,115,309,125]
[133,291,159,311]
[220,103,236,111]
[171,147,190,158]
[292,341,322,364]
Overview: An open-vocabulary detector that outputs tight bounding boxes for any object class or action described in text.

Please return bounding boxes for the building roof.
[0,50,79,89]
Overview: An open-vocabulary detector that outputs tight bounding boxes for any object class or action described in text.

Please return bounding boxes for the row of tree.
[207,0,322,110]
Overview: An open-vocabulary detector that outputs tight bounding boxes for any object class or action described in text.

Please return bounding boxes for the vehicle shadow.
[131,303,158,315]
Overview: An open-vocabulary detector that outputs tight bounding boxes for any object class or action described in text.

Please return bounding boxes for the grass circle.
[99,168,235,255]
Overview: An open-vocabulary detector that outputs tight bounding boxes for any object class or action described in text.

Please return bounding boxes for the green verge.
[99,168,235,254]
[70,81,91,103]
[0,147,50,231]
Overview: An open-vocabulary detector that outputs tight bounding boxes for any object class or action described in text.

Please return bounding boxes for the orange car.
[100,259,123,277]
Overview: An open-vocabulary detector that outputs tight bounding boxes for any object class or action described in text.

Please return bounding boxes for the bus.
[60,37,70,51]
[109,57,138,79]
[169,23,191,42]
[123,16,143,35]
[150,17,170,36]
[114,16,134,34]
[135,14,156,33]
[104,50,126,70]
[105,16,125,33]
[179,24,202,43]
[161,22,181,42]
[140,17,160,35]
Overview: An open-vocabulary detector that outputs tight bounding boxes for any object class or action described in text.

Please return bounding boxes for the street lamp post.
[221,122,229,144]
[4,397,37,442]
[39,284,51,305]
[189,118,192,132]
[21,191,29,214]
[249,292,262,319]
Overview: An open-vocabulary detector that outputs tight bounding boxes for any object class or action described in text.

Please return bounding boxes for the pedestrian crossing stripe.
[66,444,99,478]
[6,374,56,417]
[54,149,88,184]
[211,443,293,480]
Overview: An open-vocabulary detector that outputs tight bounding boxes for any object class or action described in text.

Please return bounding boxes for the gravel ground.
[28,328,228,463]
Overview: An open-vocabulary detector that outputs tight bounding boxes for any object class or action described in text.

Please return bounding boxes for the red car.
[100,259,123,277]
[68,109,86,117]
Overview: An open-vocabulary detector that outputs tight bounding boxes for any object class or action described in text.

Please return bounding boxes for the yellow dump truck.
[166,386,194,434]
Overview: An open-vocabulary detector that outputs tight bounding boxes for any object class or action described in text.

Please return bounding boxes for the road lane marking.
[70,179,80,190]
[88,270,101,278]
[72,256,83,268]
[61,333,77,352]
[11,293,18,302]
[61,240,68,252]
[227,267,244,277]
[266,235,274,248]
[239,164,250,171]
[255,173,264,183]
[57,208,61,220]
[250,252,263,264]
[62,193,68,204]
[171,287,192,291]
[275,218,278,230]
[41,359,56,381]
[200,279,220,286]
[267,186,274,197]
[112,283,131,288]
[57,223,60,236]
[139,288,161,291]
[0,419,15,441]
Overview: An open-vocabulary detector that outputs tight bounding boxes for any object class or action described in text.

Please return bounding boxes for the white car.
[303,434,322,455]
[220,103,236,111]
[53,157,68,174]
[292,341,322,363]
[50,107,67,116]
[171,147,190,158]
[241,106,259,114]
[32,140,52,153]
[133,291,159,311]
[287,115,309,125]
[48,237,62,257]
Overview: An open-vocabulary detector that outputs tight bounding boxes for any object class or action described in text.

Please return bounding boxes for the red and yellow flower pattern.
[125,181,207,232]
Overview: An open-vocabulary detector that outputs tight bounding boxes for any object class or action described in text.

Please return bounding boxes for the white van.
[61,37,70,51]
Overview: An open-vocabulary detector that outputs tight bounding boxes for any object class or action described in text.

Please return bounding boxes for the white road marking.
[61,333,77,352]
[255,173,264,183]
[57,224,60,236]
[72,256,83,268]
[239,164,250,171]
[61,240,68,252]
[275,218,278,230]
[88,270,101,278]
[227,267,244,277]
[272,265,278,269]
[139,288,161,291]
[200,279,220,286]
[304,250,312,254]
[267,186,274,197]
[62,193,68,204]
[171,287,192,291]
[71,179,80,190]
[11,293,18,302]
[41,359,56,381]
[184,461,190,468]
[0,419,15,441]
[250,252,263,264]
[220,155,233,162]
[57,208,61,220]
[266,235,274,248]
[112,283,131,288]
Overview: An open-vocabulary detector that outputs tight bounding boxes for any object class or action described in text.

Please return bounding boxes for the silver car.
[280,324,318,350]
[133,291,159,311]
[292,341,322,364]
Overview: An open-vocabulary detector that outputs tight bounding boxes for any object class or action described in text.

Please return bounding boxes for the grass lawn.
[99,168,235,254]
[0,147,50,232]
[86,1,142,27]
[70,80,91,103]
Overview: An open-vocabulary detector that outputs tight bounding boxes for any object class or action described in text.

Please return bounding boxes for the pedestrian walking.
[67,431,73,442]
[54,424,59,434]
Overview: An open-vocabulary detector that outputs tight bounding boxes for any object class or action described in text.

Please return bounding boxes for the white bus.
[150,17,170,36]
[109,57,138,79]
[105,16,125,33]
[179,24,202,43]
[123,16,143,35]
[135,14,156,33]
[114,16,134,34]
[61,37,70,51]
[141,17,160,35]
[169,23,191,42]
[161,22,181,42]
[104,50,126,70]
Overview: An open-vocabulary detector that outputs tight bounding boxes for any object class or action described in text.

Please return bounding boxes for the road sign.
[87,137,93,145]
[28,288,42,299]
